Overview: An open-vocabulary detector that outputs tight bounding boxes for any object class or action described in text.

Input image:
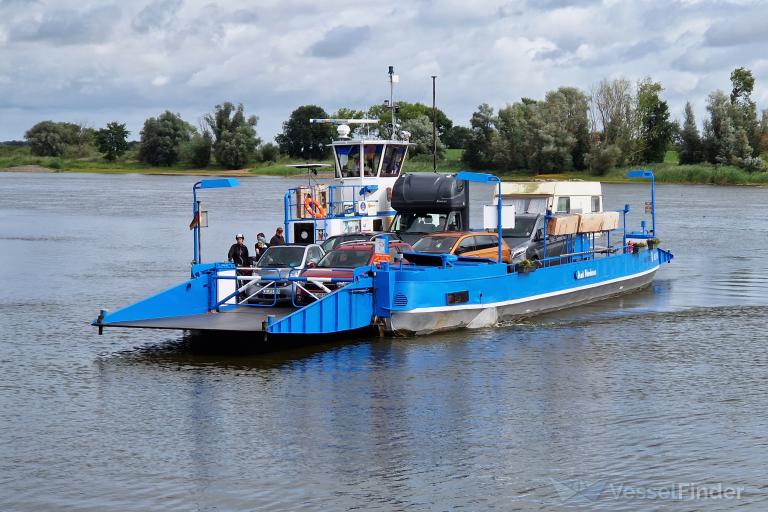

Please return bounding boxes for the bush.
[183,132,212,168]
[138,111,194,166]
[741,156,765,173]
[587,144,621,175]
[258,142,279,163]
[25,121,76,157]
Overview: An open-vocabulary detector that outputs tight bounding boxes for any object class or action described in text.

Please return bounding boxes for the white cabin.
[495,181,603,215]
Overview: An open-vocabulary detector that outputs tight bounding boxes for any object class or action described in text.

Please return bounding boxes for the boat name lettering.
[574,269,597,280]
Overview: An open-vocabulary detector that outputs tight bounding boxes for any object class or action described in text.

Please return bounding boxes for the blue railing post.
[496,180,503,262]
[283,191,291,243]
[192,184,199,264]
[650,173,656,237]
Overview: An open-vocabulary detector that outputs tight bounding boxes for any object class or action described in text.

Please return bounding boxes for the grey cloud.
[9,5,121,45]
[619,40,664,60]
[230,8,259,24]
[527,0,600,10]
[308,25,369,58]
[704,17,768,47]
[132,0,183,34]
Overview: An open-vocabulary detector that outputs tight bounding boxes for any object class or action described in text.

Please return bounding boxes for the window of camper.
[363,144,383,177]
[335,144,361,178]
[591,195,601,212]
[556,197,570,213]
[380,144,407,177]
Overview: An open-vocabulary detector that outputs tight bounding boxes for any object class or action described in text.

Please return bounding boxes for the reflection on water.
[1,173,768,510]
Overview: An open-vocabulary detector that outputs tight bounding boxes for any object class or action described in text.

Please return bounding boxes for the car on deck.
[502,214,568,263]
[320,231,401,253]
[411,231,512,263]
[247,244,324,304]
[296,241,412,304]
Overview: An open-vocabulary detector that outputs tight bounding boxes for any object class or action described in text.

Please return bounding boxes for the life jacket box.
[547,214,579,235]
[601,211,620,231]
[297,186,328,219]
[577,213,605,233]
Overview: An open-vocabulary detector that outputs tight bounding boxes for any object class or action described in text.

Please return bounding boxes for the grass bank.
[2,146,766,185]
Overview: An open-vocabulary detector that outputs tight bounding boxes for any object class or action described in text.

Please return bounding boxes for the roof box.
[391,173,468,213]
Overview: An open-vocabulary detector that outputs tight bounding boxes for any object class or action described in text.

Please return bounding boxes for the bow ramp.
[93,264,379,336]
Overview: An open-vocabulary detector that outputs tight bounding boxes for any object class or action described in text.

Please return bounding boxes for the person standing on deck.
[228,234,250,297]
[269,227,285,246]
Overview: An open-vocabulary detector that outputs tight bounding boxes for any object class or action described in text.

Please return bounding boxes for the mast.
[432,75,437,172]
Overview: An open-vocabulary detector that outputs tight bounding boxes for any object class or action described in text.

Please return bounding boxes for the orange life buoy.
[303,196,326,218]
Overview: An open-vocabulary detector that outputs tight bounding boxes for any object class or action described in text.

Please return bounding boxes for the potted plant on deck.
[632,242,647,254]
[647,238,660,250]
[516,259,537,273]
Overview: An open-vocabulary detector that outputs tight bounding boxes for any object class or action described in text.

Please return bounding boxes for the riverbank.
[2,148,767,185]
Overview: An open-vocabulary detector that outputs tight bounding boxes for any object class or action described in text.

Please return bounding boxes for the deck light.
[192,178,241,265]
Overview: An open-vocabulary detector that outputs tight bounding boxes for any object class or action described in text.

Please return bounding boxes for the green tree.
[138,111,194,166]
[368,101,452,140]
[462,104,497,169]
[443,125,472,149]
[258,142,279,163]
[275,105,334,159]
[204,102,260,169]
[401,115,446,158]
[24,121,78,156]
[183,131,212,168]
[636,80,674,163]
[95,122,129,161]
[729,67,760,155]
[678,102,703,164]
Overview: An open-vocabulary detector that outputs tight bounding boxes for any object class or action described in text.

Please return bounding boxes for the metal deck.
[101,307,297,332]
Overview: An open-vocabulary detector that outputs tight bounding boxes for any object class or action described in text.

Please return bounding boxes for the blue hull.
[384,250,664,335]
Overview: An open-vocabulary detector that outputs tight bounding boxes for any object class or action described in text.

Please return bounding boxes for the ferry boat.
[93,69,673,342]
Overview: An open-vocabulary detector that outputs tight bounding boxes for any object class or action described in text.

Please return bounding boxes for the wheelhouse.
[333,141,409,180]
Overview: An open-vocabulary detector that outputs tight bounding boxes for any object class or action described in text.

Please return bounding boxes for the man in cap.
[227,234,251,299]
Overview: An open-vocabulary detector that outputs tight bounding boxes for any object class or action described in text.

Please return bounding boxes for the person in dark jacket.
[227,234,250,299]
[269,227,285,246]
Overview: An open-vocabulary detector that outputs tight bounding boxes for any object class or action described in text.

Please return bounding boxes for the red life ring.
[303,197,327,218]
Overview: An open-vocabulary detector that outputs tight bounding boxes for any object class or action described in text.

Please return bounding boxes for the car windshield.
[317,249,372,268]
[256,246,305,268]
[322,235,367,252]
[502,217,538,238]
[412,236,457,253]
[391,213,445,233]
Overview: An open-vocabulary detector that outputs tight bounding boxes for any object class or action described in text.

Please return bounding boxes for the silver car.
[246,244,324,304]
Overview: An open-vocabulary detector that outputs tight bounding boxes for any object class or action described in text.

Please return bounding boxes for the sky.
[1,0,767,142]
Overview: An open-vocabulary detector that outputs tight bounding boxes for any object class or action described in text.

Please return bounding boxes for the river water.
[1,172,767,511]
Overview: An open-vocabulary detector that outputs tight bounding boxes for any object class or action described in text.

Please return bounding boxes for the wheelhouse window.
[335,144,361,178]
[591,195,601,212]
[363,144,383,177]
[556,197,570,213]
[380,144,408,177]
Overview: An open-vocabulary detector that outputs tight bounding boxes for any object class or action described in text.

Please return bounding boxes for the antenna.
[388,66,399,139]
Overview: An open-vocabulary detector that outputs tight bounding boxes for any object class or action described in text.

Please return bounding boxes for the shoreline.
[1,164,766,186]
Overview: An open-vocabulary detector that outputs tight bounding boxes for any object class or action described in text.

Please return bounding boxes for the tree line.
[23,102,264,169]
[17,67,768,173]
[463,67,767,175]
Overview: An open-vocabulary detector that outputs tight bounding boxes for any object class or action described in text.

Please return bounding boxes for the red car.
[297,241,412,304]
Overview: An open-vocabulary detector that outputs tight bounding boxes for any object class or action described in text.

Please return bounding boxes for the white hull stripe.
[395,265,660,314]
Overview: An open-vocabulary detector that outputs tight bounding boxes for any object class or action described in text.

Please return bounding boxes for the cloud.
[132,0,183,34]
[0,0,766,141]
[307,25,370,58]
[704,16,768,47]
[8,5,121,45]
